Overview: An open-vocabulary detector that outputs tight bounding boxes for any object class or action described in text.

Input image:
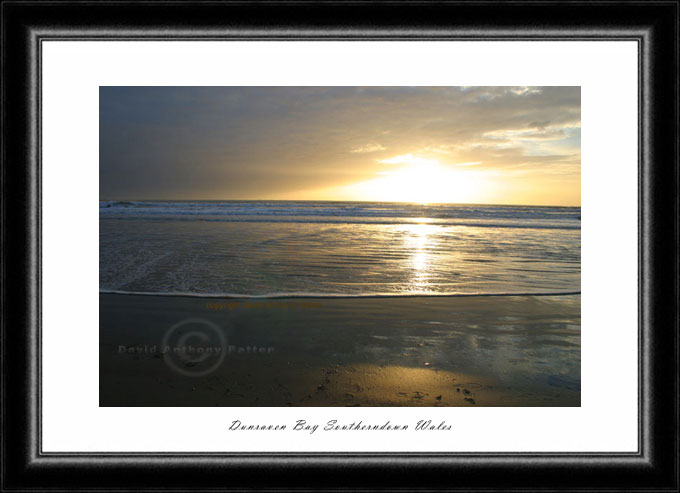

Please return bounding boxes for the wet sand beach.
[100,293,580,407]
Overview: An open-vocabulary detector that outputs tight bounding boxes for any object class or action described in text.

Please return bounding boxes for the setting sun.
[315,155,488,204]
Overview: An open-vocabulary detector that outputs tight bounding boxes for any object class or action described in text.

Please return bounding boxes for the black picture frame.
[2,1,678,490]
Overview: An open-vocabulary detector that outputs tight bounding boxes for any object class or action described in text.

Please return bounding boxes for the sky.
[100,86,580,206]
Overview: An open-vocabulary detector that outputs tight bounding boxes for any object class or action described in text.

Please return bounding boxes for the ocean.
[99,201,580,297]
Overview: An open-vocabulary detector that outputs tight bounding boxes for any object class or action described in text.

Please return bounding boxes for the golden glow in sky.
[100,86,581,206]
[315,155,486,204]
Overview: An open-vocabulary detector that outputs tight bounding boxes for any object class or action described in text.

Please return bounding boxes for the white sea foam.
[100,200,579,223]
[99,288,581,299]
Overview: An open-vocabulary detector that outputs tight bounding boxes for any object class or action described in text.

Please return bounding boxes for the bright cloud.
[350,143,386,153]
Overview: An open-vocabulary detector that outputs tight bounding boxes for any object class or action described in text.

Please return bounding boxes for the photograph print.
[99,86,581,407]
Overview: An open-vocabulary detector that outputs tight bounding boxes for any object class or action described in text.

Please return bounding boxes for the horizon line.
[99,198,581,208]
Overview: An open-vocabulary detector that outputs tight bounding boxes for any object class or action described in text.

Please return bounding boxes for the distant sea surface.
[99,201,580,297]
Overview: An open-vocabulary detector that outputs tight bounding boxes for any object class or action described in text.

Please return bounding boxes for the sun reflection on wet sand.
[294,364,493,407]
